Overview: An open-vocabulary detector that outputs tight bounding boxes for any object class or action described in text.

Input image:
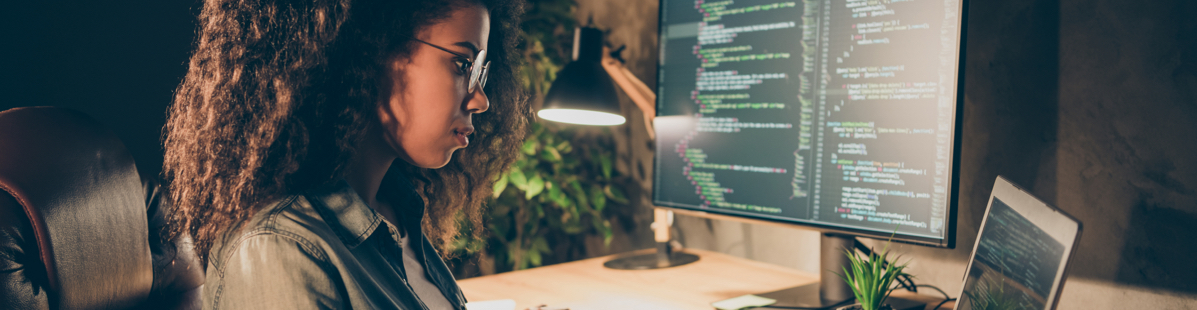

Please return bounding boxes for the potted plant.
[836,238,911,310]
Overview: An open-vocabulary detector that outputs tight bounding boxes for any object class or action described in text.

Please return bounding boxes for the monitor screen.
[653,0,966,246]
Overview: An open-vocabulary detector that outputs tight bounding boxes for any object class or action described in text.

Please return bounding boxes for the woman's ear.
[376,58,405,131]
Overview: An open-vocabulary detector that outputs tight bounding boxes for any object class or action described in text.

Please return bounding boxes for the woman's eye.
[454,58,471,75]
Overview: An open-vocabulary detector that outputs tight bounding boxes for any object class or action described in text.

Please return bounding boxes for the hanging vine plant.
[448,0,633,274]
[488,122,630,271]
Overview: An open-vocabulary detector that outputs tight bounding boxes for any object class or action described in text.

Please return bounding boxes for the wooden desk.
[459,249,954,310]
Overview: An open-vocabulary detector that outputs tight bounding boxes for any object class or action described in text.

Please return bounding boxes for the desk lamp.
[540,26,697,269]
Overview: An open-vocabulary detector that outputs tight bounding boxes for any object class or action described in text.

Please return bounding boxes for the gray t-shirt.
[399,233,453,309]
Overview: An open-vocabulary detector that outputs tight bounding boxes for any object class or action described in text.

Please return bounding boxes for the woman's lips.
[454,129,470,147]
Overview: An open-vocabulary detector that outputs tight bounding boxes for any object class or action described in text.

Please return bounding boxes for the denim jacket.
[203,175,467,310]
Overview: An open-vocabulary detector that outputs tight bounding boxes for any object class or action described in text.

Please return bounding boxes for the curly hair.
[163,0,529,266]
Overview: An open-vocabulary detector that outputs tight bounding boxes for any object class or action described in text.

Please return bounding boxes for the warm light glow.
[538,108,626,126]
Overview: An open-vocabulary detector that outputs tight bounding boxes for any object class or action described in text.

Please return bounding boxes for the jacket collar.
[306,167,425,248]
[305,179,381,248]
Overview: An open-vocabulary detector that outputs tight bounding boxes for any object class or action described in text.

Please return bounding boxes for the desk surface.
[459,249,953,310]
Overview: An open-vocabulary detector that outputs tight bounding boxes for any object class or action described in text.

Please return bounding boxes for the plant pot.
[835,304,894,310]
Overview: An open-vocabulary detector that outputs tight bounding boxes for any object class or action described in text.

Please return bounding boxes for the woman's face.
[378,5,491,169]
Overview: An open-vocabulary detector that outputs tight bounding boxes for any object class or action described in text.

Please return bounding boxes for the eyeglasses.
[413,38,490,94]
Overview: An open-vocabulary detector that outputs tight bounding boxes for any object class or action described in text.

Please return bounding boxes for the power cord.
[932,298,957,310]
[915,284,949,299]
[915,284,954,309]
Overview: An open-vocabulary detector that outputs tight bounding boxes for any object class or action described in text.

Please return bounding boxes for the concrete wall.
[579,0,1197,308]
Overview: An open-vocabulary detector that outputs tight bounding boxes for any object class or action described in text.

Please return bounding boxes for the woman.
[162,0,528,308]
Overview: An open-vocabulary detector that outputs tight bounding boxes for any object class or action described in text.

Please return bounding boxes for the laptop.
[956,176,1083,310]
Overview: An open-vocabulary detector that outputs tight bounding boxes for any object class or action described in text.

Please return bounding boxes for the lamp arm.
[599,47,676,245]
[601,47,656,140]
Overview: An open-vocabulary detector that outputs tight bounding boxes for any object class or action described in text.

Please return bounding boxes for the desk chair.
[0,107,203,309]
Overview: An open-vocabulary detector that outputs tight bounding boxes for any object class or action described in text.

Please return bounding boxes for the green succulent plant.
[838,237,910,310]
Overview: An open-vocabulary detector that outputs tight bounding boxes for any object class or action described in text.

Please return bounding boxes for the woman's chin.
[426,153,458,169]
[395,144,463,169]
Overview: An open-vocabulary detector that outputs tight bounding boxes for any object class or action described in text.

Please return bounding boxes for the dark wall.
[1,1,199,179]
[1056,0,1197,293]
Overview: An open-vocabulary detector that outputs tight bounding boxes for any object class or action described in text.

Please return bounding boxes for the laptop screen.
[957,197,1066,309]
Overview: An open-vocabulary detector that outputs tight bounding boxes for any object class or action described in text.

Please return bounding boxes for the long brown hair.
[163,0,529,265]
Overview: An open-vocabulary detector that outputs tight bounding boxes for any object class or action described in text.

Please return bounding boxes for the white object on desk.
[465,299,517,310]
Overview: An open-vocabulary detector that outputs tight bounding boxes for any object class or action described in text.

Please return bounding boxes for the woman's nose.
[465,86,489,114]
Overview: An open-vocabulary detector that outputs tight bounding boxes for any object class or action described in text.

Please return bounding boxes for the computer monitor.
[653,0,968,307]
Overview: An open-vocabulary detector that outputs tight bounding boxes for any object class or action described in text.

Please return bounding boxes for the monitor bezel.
[651,0,970,249]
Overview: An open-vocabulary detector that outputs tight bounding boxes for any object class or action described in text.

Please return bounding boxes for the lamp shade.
[540,27,626,126]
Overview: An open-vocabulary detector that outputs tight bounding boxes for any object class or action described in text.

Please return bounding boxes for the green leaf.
[604,185,630,204]
[547,181,563,203]
[528,248,542,267]
[531,200,545,219]
[556,140,572,153]
[552,185,574,209]
[569,180,590,210]
[533,237,550,253]
[540,147,563,162]
[562,221,584,234]
[526,173,545,199]
[492,173,509,199]
[599,153,613,179]
[589,184,607,212]
[522,138,538,155]
[509,168,528,190]
[595,217,613,246]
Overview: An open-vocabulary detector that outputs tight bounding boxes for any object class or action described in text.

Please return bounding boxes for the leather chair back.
[0,107,153,309]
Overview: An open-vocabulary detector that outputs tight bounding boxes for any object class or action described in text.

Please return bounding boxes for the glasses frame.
[412,38,490,94]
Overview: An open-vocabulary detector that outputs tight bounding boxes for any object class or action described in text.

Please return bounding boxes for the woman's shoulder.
[207,194,340,273]
[201,194,352,309]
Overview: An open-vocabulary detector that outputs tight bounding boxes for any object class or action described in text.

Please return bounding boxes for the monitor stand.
[757,234,925,310]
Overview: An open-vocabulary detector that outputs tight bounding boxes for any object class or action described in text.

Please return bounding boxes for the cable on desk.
[931,297,956,310]
[914,284,950,300]
[915,284,954,310]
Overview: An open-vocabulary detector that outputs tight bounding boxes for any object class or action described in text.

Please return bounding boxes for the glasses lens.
[469,50,488,93]
[479,62,490,90]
